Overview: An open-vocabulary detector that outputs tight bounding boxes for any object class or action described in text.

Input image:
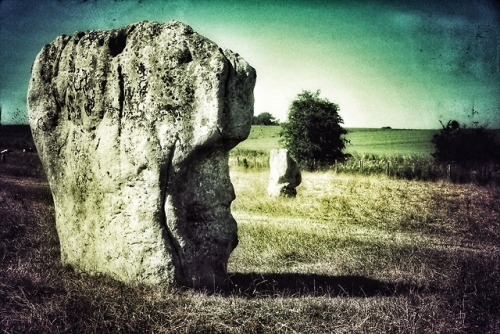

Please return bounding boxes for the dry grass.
[1,147,499,332]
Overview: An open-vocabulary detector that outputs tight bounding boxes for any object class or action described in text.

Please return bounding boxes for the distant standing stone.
[28,20,256,289]
[268,149,301,197]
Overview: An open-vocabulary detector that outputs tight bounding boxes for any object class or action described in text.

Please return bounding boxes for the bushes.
[253,112,279,126]
[432,120,500,164]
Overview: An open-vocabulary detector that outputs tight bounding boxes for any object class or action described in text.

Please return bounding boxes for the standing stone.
[267,149,301,197]
[27,20,256,289]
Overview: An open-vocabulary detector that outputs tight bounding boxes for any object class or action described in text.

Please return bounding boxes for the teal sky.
[0,0,498,128]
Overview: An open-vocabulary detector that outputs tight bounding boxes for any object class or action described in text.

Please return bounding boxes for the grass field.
[0,125,34,151]
[231,126,500,184]
[231,125,439,172]
[1,126,499,333]
[233,126,439,157]
[344,128,438,157]
[234,125,283,153]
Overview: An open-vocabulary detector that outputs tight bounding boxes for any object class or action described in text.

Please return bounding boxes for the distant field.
[1,125,438,158]
[234,126,439,157]
[0,125,34,150]
[345,128,438,157]
[234,125,283,153]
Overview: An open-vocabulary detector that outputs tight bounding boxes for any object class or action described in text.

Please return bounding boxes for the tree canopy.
[252,112,279,125]
[280,90,348,170]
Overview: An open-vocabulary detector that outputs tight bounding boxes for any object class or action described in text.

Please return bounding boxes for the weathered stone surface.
[27,20,256,288]
[267,149,301,197]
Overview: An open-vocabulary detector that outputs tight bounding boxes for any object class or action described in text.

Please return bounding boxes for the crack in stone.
[117,64,124,138]
[159,136,182,281]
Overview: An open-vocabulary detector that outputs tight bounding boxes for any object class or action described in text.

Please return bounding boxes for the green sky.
[0,0,498,128]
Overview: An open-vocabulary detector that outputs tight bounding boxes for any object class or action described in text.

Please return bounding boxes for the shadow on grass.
[226,272,425,298]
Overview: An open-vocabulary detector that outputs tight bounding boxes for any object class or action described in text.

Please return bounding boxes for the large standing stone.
[267,149,301,197]
[27,20,256,288]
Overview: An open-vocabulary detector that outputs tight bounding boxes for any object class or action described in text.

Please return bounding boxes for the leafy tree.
[432,119,499,164]
[280,90,348,170]
[253,112,279,125]
[11,108,28,125]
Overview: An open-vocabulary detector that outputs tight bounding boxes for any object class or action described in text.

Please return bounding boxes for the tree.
[253,112,279,125]
[432,119,499,164]
[9,108,28,125]
[280,90,349,170]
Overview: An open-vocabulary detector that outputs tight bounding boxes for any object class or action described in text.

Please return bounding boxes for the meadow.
[232,126,440,170]
[234,126,438,157]
[231,126,500,184]
[1,126,499,333]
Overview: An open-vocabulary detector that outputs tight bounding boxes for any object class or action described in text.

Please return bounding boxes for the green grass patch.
[232,126,439,157]
[233,125,282,152]
[345,128,438,157]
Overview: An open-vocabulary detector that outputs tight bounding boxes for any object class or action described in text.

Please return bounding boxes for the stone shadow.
[225,272,427,298]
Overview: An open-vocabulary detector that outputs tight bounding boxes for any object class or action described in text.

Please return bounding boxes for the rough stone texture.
[27,20,256,288]
[267,149,301,197]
